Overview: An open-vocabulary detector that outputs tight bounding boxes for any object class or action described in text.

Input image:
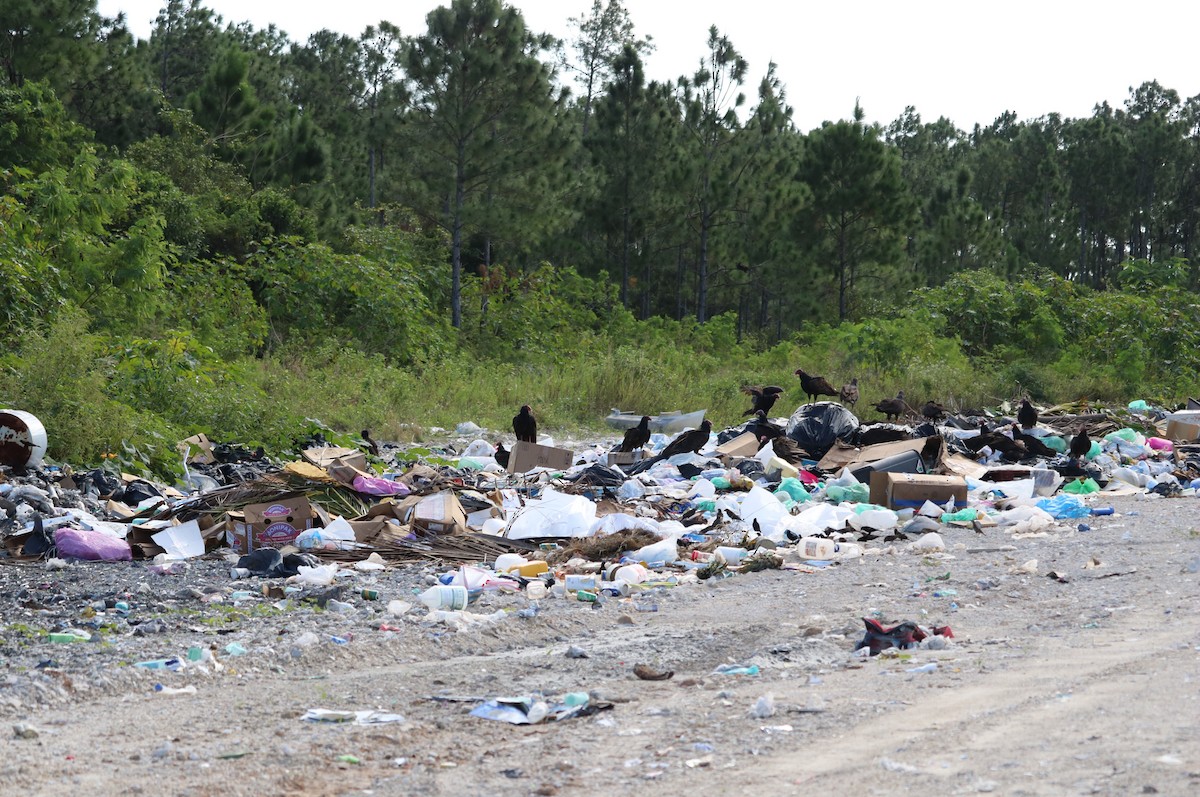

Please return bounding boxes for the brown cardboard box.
[229,496,314,552]
[507,441,574,473]
[301,446,368,472]
[373,491,469,535]
[604,449,645,467]
[870,472,968,510]
[715,432,761,462]
[1165,419,1200,442]
[178,433,216,465]
[819,436,944,472]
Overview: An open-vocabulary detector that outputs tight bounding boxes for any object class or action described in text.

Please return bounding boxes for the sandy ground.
[1,494,1198,797]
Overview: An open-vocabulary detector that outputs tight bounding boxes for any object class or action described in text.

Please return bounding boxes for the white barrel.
[0,410,47,468]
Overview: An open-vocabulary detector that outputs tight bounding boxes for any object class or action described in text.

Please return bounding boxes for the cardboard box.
[604,449,646,467]
[507,441,574,473]
[178,433,216,465]
[819,436,944,472]
[715,432,761,462]
[870,472,968,510]
[1165,419,1200,442]
[229,496,314,552]
[301,446,368,472]
[374,491,469,535]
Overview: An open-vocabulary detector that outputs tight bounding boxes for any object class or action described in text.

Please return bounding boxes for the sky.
[96,0,1200,133]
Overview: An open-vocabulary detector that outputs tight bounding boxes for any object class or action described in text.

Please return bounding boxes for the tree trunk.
[451,145,465,329]
[697,197,709,323]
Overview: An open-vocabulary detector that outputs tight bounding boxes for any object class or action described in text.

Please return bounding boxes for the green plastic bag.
[1042,435,1067,453]
[1104,428,1139,443]
[711,477,731,490]
[825,482,869,504]
[1063,477,1100,494]
[1127,399,1149,411]
[940,508,979,523]
[774,477,810,503]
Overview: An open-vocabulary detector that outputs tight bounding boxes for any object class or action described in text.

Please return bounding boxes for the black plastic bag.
[784,402,859,460]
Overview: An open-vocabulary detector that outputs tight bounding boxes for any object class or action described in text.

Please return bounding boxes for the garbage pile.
[1,397,1198,636]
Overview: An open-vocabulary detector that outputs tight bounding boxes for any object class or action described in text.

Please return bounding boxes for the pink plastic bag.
[55,527,132,561]
[352,474,410,497]
[1147,437,1173,452]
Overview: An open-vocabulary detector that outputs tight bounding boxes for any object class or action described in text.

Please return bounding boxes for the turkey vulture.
[874,391,906,422]
[1069,427,1091,463]
[966,422,1028,460]
[741,385,785,416]
[839,378,859,408]
[1010,424,1056,458]
[513,405,537,443]
[660,420,713,458]
[794,369,839,404]
[360,429,380,457]
[920,401,946,421]
[1017,398,1038,429]
[746,410,784,442]
[770,436,809,466]
[494,443,511,468]
[618,416,652,452]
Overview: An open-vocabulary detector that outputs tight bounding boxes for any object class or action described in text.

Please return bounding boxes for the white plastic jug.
[418,585,469,610]
[797,537,836,560]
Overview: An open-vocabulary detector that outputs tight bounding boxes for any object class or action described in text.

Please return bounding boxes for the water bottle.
[418,585,469,611]
[230,567,252,579]
[714,546,748,565]
[564,574,600,593]
[798,537,836,560]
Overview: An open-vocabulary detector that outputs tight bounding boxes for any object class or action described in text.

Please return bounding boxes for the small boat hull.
[606,409,707,435]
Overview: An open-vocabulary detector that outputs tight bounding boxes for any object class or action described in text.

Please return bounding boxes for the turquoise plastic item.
[1086,440,1101,459]
[711,477,731,490]
[825,482,869,504]
[1127,399,1149,411]
[774,477,810,502]
[1104,428,1139,443]
[940,508,978,523]
[1043,435,1067,453]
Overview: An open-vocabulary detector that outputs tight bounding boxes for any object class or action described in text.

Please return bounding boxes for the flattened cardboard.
[715,432,760,462]
[230,496,314,553]
[871,472,968,510]
[507,441,574,473]
[301,446,368,472]
[373,491,468,535]
[818,436,944,472]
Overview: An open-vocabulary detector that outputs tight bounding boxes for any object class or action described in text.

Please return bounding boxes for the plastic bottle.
[564,574,600,593]
[230,567,252,579]
[613,563,650,584]
[797,537,836,560]
[714,546,748,565]
[418,584,469,611]
[135,658,183,671]
[1090,507,1115,516]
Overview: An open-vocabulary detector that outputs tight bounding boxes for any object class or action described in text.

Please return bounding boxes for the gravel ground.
[0,490,1197,796]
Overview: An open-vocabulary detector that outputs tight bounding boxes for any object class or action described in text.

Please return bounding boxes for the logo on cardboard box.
[263,504,294,519]
[261,520,298,542]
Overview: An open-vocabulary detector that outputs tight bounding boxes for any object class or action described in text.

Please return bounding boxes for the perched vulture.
[660,420,713,459]
[513,405,537,443]
[794,369,839,404]
[1017,398,1038,429]
[1069,427,1091,463]
[618,416,652,453]
[494,443,511,469]
[920,401,946,421]
[746,410,785,442]
[874,391,907,422]
[770,436,809,466]
[361,429,380,457]
[1010,424,1056,458]
[741,385,785,416]
[839,378,859,409]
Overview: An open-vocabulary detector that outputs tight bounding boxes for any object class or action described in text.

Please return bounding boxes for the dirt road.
[2,495,1197,796]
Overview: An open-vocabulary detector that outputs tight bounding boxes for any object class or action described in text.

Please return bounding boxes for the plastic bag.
[774,477,810,503]
[1036,494,1090,519]
[783,403,860,460]
[1063,477,1100,494]
[54,527,132,561]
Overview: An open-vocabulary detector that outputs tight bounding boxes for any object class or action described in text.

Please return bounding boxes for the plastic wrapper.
[54,527,132,561]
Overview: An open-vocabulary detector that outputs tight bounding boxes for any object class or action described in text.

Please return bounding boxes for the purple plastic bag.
[352,474,410,497]
[54,527,133,561]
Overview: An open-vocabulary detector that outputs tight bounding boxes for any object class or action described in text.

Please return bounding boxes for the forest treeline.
[3,0,1200,475]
